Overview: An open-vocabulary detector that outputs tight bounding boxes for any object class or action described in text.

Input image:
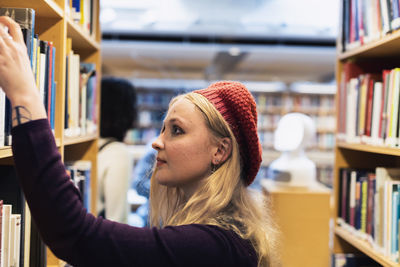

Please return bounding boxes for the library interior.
[0,0,399,266]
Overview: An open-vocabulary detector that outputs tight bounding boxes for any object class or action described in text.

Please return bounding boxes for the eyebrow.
[163,117,184,125]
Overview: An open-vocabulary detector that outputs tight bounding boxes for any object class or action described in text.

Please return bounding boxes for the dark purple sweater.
[11,119,257,267]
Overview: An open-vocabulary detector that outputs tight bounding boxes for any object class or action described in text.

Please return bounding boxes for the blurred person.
[97,77,137,223]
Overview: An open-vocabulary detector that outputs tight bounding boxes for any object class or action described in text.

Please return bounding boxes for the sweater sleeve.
[11,119,257,267]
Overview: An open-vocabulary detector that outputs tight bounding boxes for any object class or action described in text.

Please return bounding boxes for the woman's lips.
[156,158,166,167]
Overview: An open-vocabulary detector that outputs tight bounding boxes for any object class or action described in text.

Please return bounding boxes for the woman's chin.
[155,176,175,187]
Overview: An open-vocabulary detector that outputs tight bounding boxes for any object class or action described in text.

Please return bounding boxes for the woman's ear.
[212,137,232,165]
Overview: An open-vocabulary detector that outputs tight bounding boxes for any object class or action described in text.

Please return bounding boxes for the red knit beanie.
[194,81,262,186]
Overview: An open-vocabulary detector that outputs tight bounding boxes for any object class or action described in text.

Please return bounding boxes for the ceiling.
[100,0,339,87]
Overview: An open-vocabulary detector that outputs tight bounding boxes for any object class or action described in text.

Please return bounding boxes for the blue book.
[0,8,35,68]
[50,46,56,130]
[391,0,400,29]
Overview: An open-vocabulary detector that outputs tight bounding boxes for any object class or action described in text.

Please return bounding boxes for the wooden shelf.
[0,146,12,159]
[64,134,98,146]
[339,29,400,60]
[67,18,100,53]
[337,142,400,157]
[334,226,397,267]
[0,138,61,160]
[3,0,63,18]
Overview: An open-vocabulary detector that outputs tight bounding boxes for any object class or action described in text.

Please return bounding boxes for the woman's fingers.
[0,16,23,44]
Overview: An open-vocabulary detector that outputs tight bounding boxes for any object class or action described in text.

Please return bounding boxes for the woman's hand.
[0,16,46,126]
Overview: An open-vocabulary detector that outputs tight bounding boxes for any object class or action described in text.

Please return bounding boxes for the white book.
[80,80,87,136]
[13,215,20,267]
[375,168,400,253]
[23,202,31,267]
[2,205,11,267]
[380,0,391,34]
[9,215,16,267]
[39,53,46,107]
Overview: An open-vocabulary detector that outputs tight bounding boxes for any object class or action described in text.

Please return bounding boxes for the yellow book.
[389,68,400,146]
[358,75,368,136]
[384,69,395,145]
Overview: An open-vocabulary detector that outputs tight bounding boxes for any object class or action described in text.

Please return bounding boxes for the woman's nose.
[152,135,163,150]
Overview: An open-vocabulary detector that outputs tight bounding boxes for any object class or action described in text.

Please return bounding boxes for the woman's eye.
[171,125,184,135]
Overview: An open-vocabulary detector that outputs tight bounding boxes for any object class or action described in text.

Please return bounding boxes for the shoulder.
[99,138,129,154]
[157,224,257,266]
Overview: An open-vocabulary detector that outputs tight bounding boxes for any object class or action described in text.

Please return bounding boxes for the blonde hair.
[149,92,280,266]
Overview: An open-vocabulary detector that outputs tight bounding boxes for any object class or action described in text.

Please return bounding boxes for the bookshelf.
[0,0,101,266]
[333,0,400,265]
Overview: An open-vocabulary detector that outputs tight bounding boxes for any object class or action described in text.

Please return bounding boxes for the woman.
[98,77,137,223]
[0,16,279,266]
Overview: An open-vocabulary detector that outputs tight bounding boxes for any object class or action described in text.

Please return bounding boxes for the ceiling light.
[228,47,241,56]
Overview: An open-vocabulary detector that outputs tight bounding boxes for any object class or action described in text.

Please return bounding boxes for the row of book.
[0,7,56,147]
[66,0,97,36]
[258,114,335,131]
[340,0,400,51]
[313,132,335,150]
[0,165,47,267]
[337,63,400,147]
[137,93,174,110]
[337,167,400,262]
[64,38,98,137]
[0,201,22,267]
[254,93,334,111]
[66,160,92,212]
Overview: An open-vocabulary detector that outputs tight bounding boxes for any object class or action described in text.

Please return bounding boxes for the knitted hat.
[194,81,262,186]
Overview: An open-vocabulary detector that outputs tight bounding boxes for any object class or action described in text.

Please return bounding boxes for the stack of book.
[66,0,98,36]
[337,62,400,147]
[340,0,400,51]
[0,7,57,145]
[338,167,400,262]
[64,39,97,138]
[66,160,92,211]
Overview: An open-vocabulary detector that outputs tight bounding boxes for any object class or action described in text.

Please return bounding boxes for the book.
[370,81,383,144]
[2,205,11,267]
[66,161,92,211]
[0,8,35,66]
[375,167,400,252]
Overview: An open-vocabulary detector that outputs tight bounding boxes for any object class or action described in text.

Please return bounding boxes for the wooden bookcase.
[0,0,101,266]
[333,1,400,266]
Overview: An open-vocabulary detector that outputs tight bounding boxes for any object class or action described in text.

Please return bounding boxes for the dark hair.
[100,77,137,141]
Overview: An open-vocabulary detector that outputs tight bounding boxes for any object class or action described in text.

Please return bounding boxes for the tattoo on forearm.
[12,106,32,126]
